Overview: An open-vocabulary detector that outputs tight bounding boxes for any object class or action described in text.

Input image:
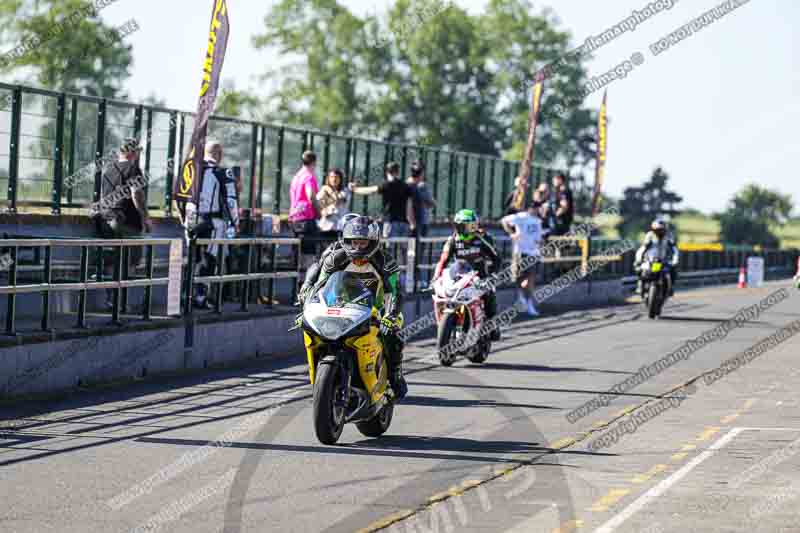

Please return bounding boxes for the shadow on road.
[474,362,634,375]
[134,435,536,464]
[400,394,562,410]
[408,379,661,399]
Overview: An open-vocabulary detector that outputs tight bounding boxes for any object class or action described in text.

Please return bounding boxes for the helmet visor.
[348,239,370,251]
[456,222,479,236]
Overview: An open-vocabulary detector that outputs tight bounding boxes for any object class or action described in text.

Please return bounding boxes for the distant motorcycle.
[639,247,671,319]
[297,271,395,445]
[431,260,491,366]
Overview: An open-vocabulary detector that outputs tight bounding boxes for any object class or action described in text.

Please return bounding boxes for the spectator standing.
[503,177,526,216]
[94,137,150,309]
[188,141,240,308]
[317,168,352,235]
[551,173,574,235]
[501,203,545,316]
[289,150,321,268]
[406,160,436,237]
[536,182,557,232]
[352,161,415,238]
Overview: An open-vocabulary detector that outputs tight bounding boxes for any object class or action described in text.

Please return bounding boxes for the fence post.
[583,237,592,294]
[323,134,331,171]
[363,141,371,214]
[7,87,21,212]
[487,159,496,219]
[143,109,153,204]
[406,237,416,296]
[257,125,266,212]
[448,153,457,214]
[401,145,409,179]
[432,151,440,221]
[274,127,284,215]
[93,99,107,205]
[348,139,357,211]
[165,111,178,215]
[52,93,66,215]
[66,97,78,206]
[461,155,469,209]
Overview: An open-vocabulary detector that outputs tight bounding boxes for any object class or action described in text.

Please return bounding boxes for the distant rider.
[635,218,679,296]
[434,209,502,340]
[299,215,408,400]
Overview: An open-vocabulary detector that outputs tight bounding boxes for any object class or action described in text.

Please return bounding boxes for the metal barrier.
[186,237,301,315]
[0,81,591,220]
[2,233,795,337]
[402,234,616,293]
[0,237,177,334]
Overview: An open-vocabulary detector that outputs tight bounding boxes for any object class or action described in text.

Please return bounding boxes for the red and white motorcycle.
[431,260,491,366]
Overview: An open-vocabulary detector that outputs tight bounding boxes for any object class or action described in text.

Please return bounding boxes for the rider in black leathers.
[299,215,408,400]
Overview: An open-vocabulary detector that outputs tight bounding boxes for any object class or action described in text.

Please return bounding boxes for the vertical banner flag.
[173,0,230,216]
[513,78,544,211]
[591,90,608,215]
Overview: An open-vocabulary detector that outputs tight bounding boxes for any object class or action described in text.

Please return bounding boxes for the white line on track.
[592,427,744,533]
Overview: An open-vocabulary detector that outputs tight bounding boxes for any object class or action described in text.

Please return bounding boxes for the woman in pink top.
[289,151,321,260]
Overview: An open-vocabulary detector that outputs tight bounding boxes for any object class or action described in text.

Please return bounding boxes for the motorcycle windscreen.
[307,271,375,340]
[444,260,474,297]
[320,271,375,308]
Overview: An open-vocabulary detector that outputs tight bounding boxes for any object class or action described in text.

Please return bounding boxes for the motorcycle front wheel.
[313,363,346,445]
[437,313,458,367]
[648,283,662,319]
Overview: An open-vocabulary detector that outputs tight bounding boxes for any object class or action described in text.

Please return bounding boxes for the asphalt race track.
[2,281,799,533]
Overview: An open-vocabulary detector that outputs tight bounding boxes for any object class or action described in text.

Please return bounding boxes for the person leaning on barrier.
[635,218,679,297]
[289,150,322,270]
[185,141,240,309]
[551,174,574,236]
[351,161,416,238]
[407,159,436,238]
[433,209,502,340]
[93,137,151,310]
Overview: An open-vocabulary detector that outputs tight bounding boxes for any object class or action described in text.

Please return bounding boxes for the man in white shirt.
[502,204,545,316]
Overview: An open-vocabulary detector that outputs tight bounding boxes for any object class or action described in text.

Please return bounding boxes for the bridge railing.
[0,81,592,221]
[1,235,796,336]
[0,237,178,335]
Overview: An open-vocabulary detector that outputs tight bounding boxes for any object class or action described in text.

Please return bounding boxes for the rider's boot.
[485,292,501,341]
[388,361,408,400]
[385,335,408,400]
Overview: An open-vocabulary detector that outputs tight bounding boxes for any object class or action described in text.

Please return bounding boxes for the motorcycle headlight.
[651,262,663,273]
[311,317,355,339]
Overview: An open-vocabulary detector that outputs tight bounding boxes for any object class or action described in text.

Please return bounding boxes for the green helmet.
[453,209,479,241]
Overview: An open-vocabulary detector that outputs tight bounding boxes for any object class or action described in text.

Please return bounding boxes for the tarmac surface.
[1,281,799,533]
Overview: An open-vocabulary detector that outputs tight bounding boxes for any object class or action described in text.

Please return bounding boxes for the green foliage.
[0,0,134,97]
[247,0,597,165]
[717,184,794,248]
[617,167,682,240]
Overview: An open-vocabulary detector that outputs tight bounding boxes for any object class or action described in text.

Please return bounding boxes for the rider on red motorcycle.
[434,209,502,340]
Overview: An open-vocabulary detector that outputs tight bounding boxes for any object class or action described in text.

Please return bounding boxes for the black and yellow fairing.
[304,306,389,404]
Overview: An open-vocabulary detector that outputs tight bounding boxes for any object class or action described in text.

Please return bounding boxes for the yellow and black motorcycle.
[299,271,395,445]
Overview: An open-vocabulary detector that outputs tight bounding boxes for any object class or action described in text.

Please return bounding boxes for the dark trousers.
[383,331,404,369]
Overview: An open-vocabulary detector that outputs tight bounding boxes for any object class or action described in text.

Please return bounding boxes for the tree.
[0,0,134,97]
[717,184,794,248]
[249,0,598,164]
[617,167,682,240]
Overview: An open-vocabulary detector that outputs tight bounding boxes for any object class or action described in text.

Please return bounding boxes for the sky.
[96,0,799,214]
